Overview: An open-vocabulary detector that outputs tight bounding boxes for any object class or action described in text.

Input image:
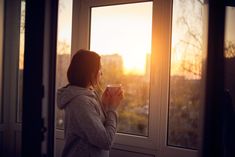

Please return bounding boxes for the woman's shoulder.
[70,94,98,108]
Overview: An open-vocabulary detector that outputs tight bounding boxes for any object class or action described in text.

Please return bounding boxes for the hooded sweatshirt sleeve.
[69,96,117,150]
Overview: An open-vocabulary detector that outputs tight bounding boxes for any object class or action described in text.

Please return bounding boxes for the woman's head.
[67,49,101,88]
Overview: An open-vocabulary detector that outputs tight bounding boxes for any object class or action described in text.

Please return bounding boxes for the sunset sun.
[89,2,153,75]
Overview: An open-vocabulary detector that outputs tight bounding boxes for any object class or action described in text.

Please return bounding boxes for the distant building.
[101,53,124,76]
[99,54,124,86]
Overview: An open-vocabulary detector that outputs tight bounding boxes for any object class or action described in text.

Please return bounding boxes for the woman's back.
[57,85,117,157]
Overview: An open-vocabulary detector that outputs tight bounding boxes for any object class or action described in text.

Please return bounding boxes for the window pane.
[224,7,235,109]
[0,0,3,123]
[55,0,73,130]
[168,0,207,149]
[90,2,152,136]
[17,0,26,123]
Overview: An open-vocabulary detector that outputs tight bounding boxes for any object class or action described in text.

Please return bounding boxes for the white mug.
[106,84,122,95]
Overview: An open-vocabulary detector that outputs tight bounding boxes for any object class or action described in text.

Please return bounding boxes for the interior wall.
[55,139,156,157]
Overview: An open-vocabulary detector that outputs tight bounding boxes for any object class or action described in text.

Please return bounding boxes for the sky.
[57,0,235,76]
[57,0,152,75]
[89,2,152,75]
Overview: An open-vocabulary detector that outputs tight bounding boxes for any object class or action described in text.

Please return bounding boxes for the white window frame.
[67,0,205,156]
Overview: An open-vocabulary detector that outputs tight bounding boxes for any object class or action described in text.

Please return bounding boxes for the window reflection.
[224,7,235,108]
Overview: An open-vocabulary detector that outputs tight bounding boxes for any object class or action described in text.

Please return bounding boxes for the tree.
[173,0,205,79]
[168,0,206,149]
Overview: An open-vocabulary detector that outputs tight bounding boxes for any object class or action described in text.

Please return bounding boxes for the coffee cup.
[106,84,122,95]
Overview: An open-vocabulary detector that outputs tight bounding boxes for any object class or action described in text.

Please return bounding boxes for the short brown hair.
[67,49,101,88]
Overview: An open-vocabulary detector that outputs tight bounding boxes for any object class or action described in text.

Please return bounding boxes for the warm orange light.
[90,2,153,75]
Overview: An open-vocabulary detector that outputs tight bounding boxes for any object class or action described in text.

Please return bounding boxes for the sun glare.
[90,2,153,75]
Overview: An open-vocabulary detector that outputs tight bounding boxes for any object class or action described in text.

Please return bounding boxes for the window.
[167,0,207,149]
[55,0,73,130]
[17,0,25,123]
[90,2,152,136]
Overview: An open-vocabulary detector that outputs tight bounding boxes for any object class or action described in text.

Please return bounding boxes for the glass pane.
[55,0,73,130]
[224,7,235,108]
[168,0,207,149]
[90,2,152,136]
[17,0,26,123]
[0,0,4,123]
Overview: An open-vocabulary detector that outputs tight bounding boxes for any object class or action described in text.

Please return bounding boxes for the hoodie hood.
[57,85,97,109]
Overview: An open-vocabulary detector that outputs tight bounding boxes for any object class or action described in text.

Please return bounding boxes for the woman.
[57,49,123,157]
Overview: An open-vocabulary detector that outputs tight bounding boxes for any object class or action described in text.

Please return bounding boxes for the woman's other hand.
[107,87,124,111]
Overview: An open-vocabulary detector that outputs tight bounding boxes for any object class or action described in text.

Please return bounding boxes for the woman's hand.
[102,87,124,111]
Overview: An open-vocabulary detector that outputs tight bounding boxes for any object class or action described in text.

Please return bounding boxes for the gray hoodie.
[57,85,117,157]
